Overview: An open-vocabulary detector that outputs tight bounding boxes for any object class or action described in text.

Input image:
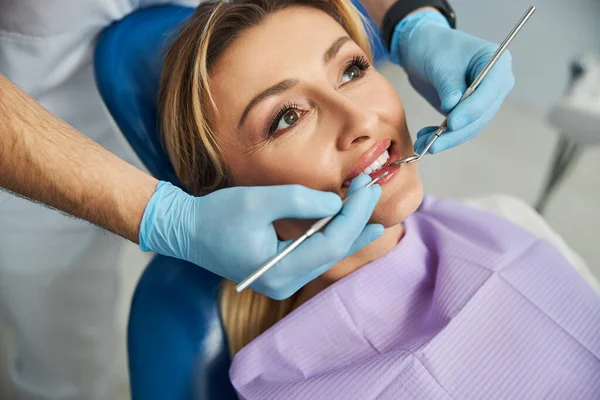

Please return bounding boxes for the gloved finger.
[413,126,440,154]
[320,183,382,245]
[447,51,514,131]
[346,223,385,255]
[430,61,468,114]
[408,76,443,113]
[273,223,385,299]
[420,95,504,153]
[347,173,372,195]
[280,184,381,273]
[255,186,381,298]
[256,184,342,222]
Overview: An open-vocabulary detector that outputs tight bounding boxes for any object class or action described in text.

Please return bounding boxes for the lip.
[342,141,405,190]
[370,145,402,185]
[345,139,392,183]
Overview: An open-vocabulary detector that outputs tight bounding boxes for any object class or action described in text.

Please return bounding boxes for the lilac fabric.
[229,197,600,399]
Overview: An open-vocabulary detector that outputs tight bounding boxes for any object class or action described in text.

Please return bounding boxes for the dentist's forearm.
[360,0,437,28]
[0,73,158,243]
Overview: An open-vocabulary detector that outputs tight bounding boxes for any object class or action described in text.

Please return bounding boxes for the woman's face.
[211,6,423,239]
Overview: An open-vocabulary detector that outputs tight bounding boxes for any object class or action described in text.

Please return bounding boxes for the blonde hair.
[159,0,373,357]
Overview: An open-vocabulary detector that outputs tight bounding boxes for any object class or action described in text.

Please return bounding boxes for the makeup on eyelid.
[259,54,372,138]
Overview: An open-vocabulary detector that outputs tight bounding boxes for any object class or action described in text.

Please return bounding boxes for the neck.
[292,223,405,310]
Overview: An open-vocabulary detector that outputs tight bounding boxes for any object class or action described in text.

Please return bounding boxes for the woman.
[159,0,600,398]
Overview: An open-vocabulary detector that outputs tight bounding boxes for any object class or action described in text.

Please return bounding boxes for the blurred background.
[456,0,600,110]
[1,1,599,399]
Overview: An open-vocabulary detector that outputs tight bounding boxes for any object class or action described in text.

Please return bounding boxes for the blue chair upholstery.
[127,256,236,399]
[95,5,191,186]
[94,4,386,400]
[96,6,237,399]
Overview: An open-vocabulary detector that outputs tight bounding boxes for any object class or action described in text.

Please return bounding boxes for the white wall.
[452,0,600,111]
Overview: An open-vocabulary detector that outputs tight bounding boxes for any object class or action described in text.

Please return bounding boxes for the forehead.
[210,6,351,114]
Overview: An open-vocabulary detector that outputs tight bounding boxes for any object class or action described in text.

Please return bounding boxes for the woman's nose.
[328,95,379,151]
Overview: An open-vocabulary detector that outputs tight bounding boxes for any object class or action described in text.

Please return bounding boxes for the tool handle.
[235,173,386,293]
[235,233,310,292]
[464,6,536,100]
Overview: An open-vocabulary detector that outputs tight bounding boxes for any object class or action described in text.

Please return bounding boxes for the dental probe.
[389,5,536,167]
[236,171,390,292]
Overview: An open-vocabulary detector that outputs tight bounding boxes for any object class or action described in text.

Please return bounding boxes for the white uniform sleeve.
[463,194,600,295]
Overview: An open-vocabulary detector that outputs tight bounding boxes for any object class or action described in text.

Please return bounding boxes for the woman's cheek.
[239,157,320,187]
[369,76,406,126]
[382,96,406,129]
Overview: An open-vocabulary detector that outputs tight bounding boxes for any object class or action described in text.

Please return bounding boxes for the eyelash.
[266,55,371,137]
[343,55,371,76]
[268,102,300,136]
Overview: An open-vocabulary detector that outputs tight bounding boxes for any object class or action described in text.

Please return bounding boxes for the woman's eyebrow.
[238,79,299,128]
[238,36,350,129]
[323,36,351,65]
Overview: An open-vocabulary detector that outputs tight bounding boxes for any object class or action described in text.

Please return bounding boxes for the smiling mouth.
[342,141,401,188]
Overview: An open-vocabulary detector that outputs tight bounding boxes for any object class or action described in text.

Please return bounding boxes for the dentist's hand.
[390,9,515,154]
[138,175,383,300]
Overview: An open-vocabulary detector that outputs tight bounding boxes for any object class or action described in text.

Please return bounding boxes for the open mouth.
[361,148,390,176]
[342,140,402,189]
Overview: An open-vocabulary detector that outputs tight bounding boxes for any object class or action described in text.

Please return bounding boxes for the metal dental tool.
[236,171,389,292]
[389,5,536,167]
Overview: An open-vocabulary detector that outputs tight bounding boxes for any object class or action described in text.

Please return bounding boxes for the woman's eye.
[341,65,362,83]
[274,109,300,131]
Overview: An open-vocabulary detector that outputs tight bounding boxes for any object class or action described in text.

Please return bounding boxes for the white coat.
[0,1,197,398]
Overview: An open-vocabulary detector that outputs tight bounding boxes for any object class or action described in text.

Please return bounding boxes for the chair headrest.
[95,5,195,187]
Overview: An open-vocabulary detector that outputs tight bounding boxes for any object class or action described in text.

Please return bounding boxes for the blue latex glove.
[390,9,515,154]
[139,175,383,300]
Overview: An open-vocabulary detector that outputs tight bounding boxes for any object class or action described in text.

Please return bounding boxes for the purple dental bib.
[230,197,600,399]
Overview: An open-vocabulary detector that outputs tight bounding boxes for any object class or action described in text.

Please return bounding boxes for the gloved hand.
[390,9,515,154]
[139,175,383,300]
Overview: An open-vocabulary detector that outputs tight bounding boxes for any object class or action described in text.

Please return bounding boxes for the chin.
[370,165,424,228]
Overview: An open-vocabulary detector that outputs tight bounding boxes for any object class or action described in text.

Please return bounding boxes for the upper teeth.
[363,150,389,174]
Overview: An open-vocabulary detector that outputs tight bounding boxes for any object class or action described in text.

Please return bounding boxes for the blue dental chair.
[94,4,385,399]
